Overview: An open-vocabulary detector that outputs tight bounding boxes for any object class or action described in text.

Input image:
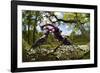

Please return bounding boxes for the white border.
[17,5,94,68]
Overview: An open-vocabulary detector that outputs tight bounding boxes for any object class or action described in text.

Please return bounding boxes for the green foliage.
[22,39,31,62]
[79,51,90,59]
[63,13,76,21]
[69,34,89,45]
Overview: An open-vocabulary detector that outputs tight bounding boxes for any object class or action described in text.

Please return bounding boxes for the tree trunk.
[27,12,31,44]
[32,12,38,44]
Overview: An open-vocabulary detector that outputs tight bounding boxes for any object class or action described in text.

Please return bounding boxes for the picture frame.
[11,0,97,72]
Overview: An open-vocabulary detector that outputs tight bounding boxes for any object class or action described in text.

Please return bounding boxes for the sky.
[58,24,73,36]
